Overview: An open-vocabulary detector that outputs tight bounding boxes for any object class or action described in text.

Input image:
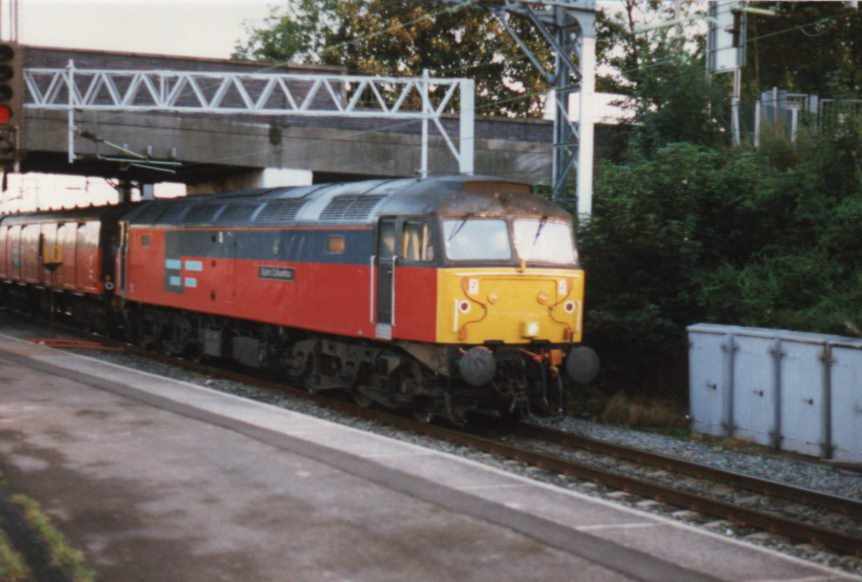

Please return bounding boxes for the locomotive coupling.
[565,346,600,384]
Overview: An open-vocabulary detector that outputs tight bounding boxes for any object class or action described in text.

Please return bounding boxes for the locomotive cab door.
[374,218,397,340]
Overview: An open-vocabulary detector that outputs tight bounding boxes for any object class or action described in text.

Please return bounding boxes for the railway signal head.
[0,42,23,165]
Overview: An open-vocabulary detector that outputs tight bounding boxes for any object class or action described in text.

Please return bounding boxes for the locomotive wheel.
[352,386,374,408]
[412,397,435,424]
[284,346,312,385]
[413,409,434,424]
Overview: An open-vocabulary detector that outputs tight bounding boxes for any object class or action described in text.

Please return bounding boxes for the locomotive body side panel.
[124,225,383,339]
[391,265,437,343]
[124,227,168,301]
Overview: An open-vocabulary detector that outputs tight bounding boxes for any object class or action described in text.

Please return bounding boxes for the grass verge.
[9,494,94,582]
[0,529,32,582]
[599,391,689,431]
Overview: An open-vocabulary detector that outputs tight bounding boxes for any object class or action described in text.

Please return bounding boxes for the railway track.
[513,424,862,520]
[10,318,862,558]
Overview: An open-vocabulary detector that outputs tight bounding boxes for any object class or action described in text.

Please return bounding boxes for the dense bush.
[573,119,862,398]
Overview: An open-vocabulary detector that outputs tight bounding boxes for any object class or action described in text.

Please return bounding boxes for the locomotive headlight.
[521,320,540,338]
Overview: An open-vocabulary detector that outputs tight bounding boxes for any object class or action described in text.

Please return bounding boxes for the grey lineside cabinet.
[688,324,862,463]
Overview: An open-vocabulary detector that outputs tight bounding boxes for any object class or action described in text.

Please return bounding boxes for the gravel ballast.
[530,416,862,501]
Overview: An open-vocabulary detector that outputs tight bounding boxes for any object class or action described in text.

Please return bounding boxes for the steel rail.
[514,423,862,520]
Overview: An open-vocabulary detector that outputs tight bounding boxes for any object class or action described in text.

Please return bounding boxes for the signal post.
[0,41,23,175]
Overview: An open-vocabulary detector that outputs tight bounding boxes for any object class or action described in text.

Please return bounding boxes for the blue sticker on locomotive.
[259,266,295,281]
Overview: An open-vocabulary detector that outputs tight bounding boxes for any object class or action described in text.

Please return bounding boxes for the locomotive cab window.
[513,218,577,265]
[379,220,396,259]
[443,219,511,261]
[401,221,434,262]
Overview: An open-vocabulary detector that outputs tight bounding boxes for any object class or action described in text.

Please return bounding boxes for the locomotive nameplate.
[259,266,295,281]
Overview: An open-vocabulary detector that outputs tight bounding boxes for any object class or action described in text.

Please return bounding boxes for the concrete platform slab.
[0,333,857,582]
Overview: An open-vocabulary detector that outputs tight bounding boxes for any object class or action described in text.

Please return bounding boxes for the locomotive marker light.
[0,42,23,169]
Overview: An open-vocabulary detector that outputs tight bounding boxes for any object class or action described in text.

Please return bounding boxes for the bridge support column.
[187,168,312,195]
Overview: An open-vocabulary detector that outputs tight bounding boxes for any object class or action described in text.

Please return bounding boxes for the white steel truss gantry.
[23,61,476,175]
[445,0,596,216]
[494,0,596,215]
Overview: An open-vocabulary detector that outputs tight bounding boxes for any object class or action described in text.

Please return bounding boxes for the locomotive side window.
[379,221,396,259]
[401,221,434,262]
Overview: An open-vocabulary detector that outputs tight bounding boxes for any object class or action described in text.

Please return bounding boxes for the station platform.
[0,333,855,582]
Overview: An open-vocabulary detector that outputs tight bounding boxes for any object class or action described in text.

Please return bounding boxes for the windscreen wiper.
[532,215,548,246]
[447,213,474,242]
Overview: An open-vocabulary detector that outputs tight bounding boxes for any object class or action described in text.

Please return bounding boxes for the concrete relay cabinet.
[688,324,862,462]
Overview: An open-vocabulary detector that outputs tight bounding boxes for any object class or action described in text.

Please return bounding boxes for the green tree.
[578,115,862,395]
[233,0,339,63]
[234,1,715,119]
[745,2,862,98]
[593,0,729,156]
[235,1,552,117]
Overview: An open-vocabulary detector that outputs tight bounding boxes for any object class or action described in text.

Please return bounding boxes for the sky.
[18,0,272,59]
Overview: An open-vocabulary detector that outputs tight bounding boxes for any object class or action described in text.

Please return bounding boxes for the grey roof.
[122,175,570,227]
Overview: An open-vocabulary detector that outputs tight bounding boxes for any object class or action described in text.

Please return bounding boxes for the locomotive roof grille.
[131,203,170,224]
[319,195,385,222]
[256,199,305,224]
[157,204,190,224]
[185,204,223,224]
[217,204,258,224]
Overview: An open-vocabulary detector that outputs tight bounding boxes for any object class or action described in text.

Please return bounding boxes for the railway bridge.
[19,46,605,194]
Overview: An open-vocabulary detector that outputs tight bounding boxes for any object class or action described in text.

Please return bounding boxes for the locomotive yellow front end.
[436,267,584,345]
[431,211,599,418]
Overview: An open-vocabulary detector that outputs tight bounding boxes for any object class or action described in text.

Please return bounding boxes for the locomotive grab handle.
[369,255,375,323]
[391,255,397,327]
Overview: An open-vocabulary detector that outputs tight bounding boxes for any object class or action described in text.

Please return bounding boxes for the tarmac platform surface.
[0,333,856,582]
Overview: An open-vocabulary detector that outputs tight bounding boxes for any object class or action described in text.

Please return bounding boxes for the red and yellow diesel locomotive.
[0,175,598,422]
